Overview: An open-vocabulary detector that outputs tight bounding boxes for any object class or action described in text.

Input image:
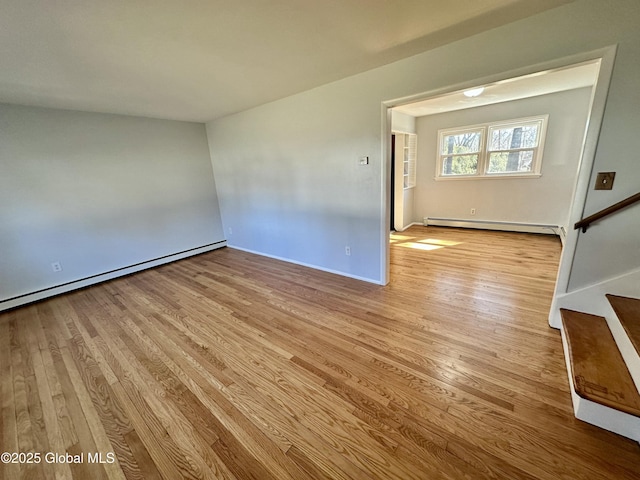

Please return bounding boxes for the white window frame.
[435,115,548,180]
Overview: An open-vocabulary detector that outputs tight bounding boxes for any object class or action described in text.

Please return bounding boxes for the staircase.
[560,295,640,442]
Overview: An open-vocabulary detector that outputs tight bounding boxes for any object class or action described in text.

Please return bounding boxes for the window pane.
[442,155,478,175]
[489,123,539,151]
[488,150,534,173]
[440,131,481,155]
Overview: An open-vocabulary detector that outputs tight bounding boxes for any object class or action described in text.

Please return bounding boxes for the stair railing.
[575,192,640,232]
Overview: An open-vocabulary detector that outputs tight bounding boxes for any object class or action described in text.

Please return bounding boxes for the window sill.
[434,173,542,181]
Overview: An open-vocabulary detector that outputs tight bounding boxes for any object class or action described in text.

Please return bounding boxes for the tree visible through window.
[437,115,547,179]
[441,129,482,175]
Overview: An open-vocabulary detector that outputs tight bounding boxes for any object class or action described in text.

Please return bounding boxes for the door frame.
[379,45,618,290]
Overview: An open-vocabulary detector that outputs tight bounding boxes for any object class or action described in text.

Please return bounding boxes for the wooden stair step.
[560,308,640,417]
[606,294,640,358]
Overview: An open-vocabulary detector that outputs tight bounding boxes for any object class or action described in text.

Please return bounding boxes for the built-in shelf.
[402,133,417,189]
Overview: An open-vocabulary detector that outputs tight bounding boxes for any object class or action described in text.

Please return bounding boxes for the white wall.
[391,111,415,134]
[206,95,383,282]
[207,0,640,288]
[0,104,225,307]
[413,87,592,229]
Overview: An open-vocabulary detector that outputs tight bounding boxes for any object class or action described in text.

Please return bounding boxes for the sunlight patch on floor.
[390,233,413,241]
[390,232,463,252]
[418,238,462,246]
[398,242,443,251]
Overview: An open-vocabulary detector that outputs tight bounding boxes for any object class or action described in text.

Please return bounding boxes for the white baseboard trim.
[228,245,383,285]
[423,217,561,236]
[0,241,227,312]
[560,326,640,442]
[558,226,567,246]
[393,222,423,232]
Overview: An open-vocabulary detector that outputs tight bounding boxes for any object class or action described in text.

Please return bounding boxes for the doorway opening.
[380,47,617,301]
[390,134,396,230]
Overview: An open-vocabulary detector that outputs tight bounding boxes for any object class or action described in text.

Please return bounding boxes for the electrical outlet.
[51,262,63,272]
[228,227,233,235]
[345,246,351,256]
[470,208,476,215]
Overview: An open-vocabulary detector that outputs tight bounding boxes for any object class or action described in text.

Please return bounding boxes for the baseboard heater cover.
[0,240,227,312]
[424,217,561,236]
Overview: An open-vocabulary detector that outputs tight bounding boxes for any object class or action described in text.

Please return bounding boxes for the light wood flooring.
[1,226,639,479]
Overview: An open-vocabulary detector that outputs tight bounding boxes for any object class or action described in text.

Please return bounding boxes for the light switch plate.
[595,172,615,190]
[359,156,369,165]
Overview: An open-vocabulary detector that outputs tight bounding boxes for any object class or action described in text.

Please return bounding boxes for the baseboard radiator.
[0,241,226,312]
[424,217,562,236]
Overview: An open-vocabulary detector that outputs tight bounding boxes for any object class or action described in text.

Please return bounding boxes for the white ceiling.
[0,0,574,122]
[394,60,600,117]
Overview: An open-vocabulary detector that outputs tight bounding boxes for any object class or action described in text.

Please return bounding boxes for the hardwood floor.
[1,226,639,479]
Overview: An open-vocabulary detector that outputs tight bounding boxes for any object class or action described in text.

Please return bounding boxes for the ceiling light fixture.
[463,87,485,97]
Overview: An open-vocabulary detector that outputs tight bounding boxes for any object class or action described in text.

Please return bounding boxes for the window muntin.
[437,116,547,179]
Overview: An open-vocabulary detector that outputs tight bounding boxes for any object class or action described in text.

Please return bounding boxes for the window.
[437,115,547,179]
[440,128,483,176]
